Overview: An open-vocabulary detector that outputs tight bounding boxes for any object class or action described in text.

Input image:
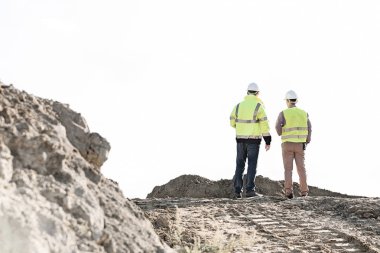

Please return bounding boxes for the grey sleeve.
[275,112,285,136]
[307,114,312,143]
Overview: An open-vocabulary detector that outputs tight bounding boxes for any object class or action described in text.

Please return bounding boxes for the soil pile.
[0,83,172,253]
[147,174,356,199]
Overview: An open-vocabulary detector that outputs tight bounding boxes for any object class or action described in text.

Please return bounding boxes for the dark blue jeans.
[233,142,260,193]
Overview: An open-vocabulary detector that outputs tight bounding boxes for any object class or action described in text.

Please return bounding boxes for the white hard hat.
[285,90,298,100]
[247,82,259,92]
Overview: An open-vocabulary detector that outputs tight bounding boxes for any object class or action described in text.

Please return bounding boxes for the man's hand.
[265,145,271,151]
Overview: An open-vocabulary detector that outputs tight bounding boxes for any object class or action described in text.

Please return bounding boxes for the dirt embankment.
[147,174,358,199]
[0,83,172,253]
[139,174,378,252]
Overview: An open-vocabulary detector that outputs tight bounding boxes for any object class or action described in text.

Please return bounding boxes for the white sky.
[1,0,380,198]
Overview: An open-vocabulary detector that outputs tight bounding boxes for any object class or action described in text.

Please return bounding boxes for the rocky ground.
[0,83,172,253]
[135,175,380,252]
[135,196,380,253]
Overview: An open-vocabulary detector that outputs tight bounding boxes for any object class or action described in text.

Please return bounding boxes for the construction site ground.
[135,196,380,253]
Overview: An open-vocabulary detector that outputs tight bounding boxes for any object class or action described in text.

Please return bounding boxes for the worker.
[230,82,271,198]
[275,90,312,199]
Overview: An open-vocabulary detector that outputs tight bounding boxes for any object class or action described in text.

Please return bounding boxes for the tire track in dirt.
[134,196,380,252]
[236,205,372,252]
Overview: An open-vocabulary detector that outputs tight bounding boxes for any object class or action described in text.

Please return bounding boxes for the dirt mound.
[147,175,232,199]
[0,83,172,253]
[147,174,357,198]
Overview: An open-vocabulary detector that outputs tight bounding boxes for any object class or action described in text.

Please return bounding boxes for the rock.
[0,83,173,253]
[0,185,77,253]
[52,101,110,168]
[86,132,111,168]
[154,215,172,229]
[0,141,13,182]
[363,212,373,219]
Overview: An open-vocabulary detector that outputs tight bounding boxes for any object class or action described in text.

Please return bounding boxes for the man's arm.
[275,111,285,136]
[230,105,237,128]
[306,114,312,143]
[257,106,271,147]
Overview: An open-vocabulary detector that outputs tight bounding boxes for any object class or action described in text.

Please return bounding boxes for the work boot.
[245,191,258,198]
[234,192,242,199]
[283,189,293,199]
[285,192,294,199]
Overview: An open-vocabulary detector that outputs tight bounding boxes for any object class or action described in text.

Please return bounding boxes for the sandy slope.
[0,84,172,252]
[135,196,380,252]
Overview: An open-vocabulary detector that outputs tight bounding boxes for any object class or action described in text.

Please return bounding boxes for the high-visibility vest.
[230,95,270,139]
[281,107,308,143]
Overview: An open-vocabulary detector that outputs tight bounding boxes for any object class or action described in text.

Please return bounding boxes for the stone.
[85,132,110,168]
[0,141,13,182]
[0,84,173,253]
[52,101,110,168]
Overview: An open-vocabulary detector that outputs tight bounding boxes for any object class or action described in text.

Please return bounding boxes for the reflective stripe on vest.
[282,127,308,133]
[282,135,308,140]
[236,135,262,139]
[258,116,268,121]
[236,119,258,123]
[253,103,261,120]
[235,103,240,118]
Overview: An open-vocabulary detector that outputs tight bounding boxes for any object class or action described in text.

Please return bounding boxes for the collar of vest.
[244,95,262,103]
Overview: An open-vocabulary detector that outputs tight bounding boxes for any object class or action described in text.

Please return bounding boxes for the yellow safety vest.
[230,95,270,139]
[281,107,308,143]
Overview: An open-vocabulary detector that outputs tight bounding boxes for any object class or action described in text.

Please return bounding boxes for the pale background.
[1,0,379,198]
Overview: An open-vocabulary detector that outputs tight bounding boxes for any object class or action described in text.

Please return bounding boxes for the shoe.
[285,193,294,199]
[234,192,242,199]
[245,191,258,198]
[283,189,294,199]
[301,192,309,197]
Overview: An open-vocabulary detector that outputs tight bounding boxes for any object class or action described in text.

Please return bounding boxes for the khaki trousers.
[281,142,309,194]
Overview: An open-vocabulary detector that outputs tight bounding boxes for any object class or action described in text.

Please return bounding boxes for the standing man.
[230,82,271,198]
[276,90,312,199]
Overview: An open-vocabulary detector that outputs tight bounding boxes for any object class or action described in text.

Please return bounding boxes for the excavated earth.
[0,83,172,253]
[135,175,380,252]
[147,174,357,199]
[136,196,380,253]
